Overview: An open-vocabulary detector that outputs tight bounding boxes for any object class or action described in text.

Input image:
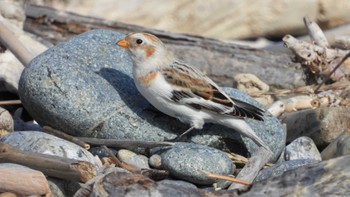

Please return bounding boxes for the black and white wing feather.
[161,60,264,121]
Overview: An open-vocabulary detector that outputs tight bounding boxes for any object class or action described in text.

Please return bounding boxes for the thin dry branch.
[205,172,251,186]
[79,137,174,150]
[43,126,90,150]
[0,100,22,105]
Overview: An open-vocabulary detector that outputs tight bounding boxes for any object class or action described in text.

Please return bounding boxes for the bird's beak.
[117,39,129,48]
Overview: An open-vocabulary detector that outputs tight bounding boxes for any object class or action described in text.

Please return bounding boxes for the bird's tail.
[221,119,271,151]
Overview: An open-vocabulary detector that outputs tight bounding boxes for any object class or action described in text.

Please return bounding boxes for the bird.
[117,32,269,150]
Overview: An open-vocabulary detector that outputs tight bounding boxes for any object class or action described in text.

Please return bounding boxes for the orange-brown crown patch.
[143,33,162,44]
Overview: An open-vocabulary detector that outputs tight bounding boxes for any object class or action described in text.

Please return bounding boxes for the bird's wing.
[160,61,264,121]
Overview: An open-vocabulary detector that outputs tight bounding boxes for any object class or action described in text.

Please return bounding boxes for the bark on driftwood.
[0,142,96,182]
[23,5,303,88]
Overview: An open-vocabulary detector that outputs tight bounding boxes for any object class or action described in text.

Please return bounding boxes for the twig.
[79,137,174,150]
[102,145,139,172]
[226,152,273,168]
[303,16,329,48]
[43,126,90,150]
[0,100,22,105]
[314,51,350,92]
[0,20,34,66]
[205,172,251,186]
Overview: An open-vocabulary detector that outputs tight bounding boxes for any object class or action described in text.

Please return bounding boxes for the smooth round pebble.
[0,131,101,168]
[118,149,149,169]
[149,154,162,169]
[160,142,234,185]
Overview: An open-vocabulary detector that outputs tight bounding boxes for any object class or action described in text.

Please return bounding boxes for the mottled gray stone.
[118,149,149,169]
[157,179,198,190]
[285,136,321,161]
[18,29,284,161]
[0,131,101,168]
[255,159,319,182]
[160,142,234,185]
[242,155,350,197]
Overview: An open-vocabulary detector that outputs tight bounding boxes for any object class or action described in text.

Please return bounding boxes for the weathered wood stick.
[0,165,52,196]
[0,142,96,182]
[23,5,302,88]
[0,19,34,66]
[205,172,251,186]
[0,100,22,105]
[303,16,329,48]
[228,147,272,190]
[78,137,174,149]
[43,126,90,150]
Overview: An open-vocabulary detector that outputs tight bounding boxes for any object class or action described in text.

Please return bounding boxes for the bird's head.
[117,33,173,69]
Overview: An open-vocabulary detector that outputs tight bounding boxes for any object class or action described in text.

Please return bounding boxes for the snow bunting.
[117,32,269,149]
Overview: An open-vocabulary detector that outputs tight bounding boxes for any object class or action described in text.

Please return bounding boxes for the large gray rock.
[242,155,350,196]
[19,29,284,160]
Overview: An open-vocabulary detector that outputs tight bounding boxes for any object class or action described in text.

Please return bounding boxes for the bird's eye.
[136,39,143,44]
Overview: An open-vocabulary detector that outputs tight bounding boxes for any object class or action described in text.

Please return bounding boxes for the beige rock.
[0,107,13,137]
[281,107,350,147]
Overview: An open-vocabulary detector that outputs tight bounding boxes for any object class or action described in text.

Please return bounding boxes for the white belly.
[134,73,209,128]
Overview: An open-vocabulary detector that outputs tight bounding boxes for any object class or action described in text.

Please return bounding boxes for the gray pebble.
[160,142,234,185]
[285,136,321,161]
[149,154,162,169]
[0,131,101,168]
[118,149,149,169]
[255,159,319,182]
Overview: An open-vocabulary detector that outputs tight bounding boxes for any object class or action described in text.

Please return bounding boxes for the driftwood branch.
[79,137,174,150]
[0,165,52,196]
[228,147,272,190]
[0,18,34,66]
[23,5,302,88]
[0,142,96,182]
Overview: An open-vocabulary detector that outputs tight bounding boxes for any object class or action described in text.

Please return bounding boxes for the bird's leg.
[173,126,195,142]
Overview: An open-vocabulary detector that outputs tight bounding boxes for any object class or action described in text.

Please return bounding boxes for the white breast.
[134,72,209,128]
